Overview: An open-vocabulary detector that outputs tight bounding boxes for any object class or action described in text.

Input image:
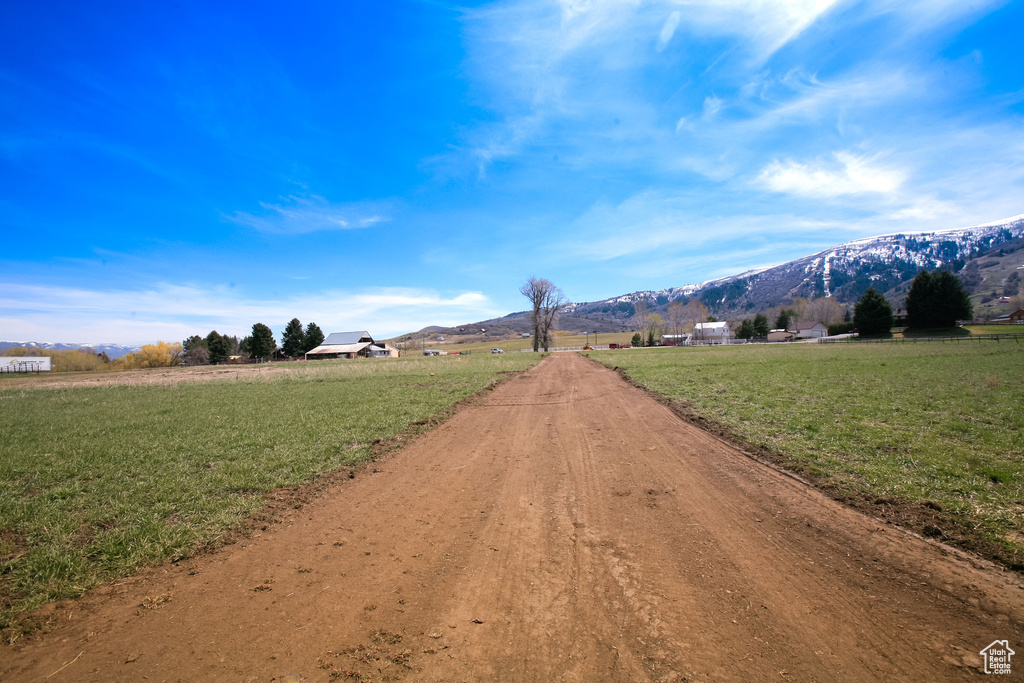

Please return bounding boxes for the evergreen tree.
[775,310,791,330]
[630,332,643,347]
[182,335,208,365]
[906,270,973,328]
[281,318,306,358]
[647,330,656,347]
[933,270,974,327]
[206,330,229,364]
[304,322,325,352]
[752,314,769,338]
[249,323,276,361]
[737,319,755,339]
[853,288,893,336]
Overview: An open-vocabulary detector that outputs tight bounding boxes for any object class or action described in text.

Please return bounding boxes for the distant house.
[1010,309,1024,323]
[693,322,730,343]
[767,329,794,342]
[790,321,829,339]
[305,331,381,360]
[660,334,691,346]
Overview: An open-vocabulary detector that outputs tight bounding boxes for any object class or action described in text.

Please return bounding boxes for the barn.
[304,331,397,360]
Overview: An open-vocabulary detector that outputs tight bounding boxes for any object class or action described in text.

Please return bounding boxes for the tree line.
[182,319,325,365]
[613,267,974,343]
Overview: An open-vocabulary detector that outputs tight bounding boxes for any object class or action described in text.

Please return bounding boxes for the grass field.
[0,354,542,633]
[587,342,1024,567]
[965,324,1024,335]
[415,330,639,354]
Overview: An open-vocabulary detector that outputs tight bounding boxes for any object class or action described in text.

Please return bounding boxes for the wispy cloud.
[229,194,393,234]
[0,282,497,344]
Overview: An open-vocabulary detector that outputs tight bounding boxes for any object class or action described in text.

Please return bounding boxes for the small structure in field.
[1010,309,1024,323]
[789,321,829,339]
[305,331,385,360]
[660,334,691,346]
[767,329,794,342]
[368,343,399,358]
[1,356,52,373]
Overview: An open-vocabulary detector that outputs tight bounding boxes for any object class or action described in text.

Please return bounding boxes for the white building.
[1,356,51,372]
[693,322,731,343]
[790,321,829,339]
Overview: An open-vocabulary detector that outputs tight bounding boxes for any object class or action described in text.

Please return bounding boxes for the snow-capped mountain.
[574,214,1024,318]
[0,341,141,359]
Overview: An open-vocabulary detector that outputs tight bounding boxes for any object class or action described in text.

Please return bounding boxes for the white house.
[693,321,731,343]
[790,321,829,339]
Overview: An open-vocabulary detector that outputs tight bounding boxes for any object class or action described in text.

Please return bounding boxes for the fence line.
[818,333,1022,344]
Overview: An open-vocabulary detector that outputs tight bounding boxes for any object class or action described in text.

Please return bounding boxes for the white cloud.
[0,282,498,344]
[665,0,842,61]
[229,194,393,234]
[702,95,724,119]
[657,11,681,51]
[757,151,906,197]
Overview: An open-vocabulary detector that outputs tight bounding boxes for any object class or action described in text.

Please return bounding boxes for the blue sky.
[2,0,1022,343]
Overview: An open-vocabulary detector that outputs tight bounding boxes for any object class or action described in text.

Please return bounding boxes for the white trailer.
[1,356,52,372]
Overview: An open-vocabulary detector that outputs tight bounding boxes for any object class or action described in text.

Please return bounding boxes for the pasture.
[0,354,542,632]
[588,341,1024,568]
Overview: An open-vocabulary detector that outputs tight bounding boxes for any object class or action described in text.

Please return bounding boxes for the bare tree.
[667,301,684,337]
[631,299,649,335]
[520,278,570,352]
[803,296,844,325]
[683,299,708,332]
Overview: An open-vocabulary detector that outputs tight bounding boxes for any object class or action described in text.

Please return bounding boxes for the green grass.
[588,342,1024,565]
[0,354,541,631]
[413,331,639,355]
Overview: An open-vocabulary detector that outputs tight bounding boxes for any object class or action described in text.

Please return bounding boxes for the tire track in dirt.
[3,353,1022,681]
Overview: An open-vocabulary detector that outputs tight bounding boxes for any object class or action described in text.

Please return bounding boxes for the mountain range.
[7,215,1024,351]
[0,341,141,360]
[431,213,1024,338]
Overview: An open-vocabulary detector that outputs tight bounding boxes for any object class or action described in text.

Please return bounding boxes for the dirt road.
[4,353,1023,681]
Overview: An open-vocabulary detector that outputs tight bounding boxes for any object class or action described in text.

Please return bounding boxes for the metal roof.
[306,342,372,355]
[322,331,373,345]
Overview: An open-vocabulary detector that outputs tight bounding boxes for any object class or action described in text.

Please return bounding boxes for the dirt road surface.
[4,353,1023,681]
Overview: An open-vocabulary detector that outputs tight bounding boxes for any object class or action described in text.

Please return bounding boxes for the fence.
[818,334,1023,344]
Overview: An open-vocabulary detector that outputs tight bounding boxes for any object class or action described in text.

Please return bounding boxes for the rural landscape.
[4,1,1024,680]
[2,256,1024,678]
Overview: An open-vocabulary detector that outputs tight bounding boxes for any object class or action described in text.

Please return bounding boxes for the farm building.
[767,329,794,342]
[368,343,399,358]
[789,321,828,339]
[1011,309,1024,323]
[693,321,731,343]
[1,356,51,373]
[660,334,692,346]
[305,331,397,360]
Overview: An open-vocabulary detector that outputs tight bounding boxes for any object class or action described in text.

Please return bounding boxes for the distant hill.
[0,341,141,359]
[428,214,1024,337]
